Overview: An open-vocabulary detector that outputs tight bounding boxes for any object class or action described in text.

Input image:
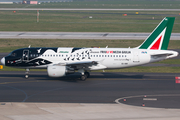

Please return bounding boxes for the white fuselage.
[32,47,178,70]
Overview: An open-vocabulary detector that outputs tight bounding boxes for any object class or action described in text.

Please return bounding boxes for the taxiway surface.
[1,8,180,11]
[0,32,180,40]
[0,71,180,109]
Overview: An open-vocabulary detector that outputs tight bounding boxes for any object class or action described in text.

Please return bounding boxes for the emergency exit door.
[133,50,139,62]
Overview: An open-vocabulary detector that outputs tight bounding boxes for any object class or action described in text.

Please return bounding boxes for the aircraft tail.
[138,17,175,50]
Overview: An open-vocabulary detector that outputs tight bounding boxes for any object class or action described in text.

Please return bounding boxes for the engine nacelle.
[47,65,74,78]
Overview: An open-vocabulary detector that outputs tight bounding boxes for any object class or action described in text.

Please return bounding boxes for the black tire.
[85,72,90,78]
[81,75,87,81]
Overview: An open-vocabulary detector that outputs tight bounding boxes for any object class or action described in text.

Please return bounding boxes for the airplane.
[0,17,178,81]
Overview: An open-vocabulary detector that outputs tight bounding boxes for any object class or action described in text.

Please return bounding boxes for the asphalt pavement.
[0,32,180,40]
[0,71,180,109]
[0,71,180,120]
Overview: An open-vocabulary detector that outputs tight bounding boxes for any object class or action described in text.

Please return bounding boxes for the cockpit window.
[12,53,16,57]
[8,52,17,57]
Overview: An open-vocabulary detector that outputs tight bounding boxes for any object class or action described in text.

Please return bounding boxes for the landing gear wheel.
[85,72,90,78]
[81,75,87,81]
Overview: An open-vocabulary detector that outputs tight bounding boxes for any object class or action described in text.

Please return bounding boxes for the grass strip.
[0,10,180,32]
[1,66,180,73]
[1,39,180,53]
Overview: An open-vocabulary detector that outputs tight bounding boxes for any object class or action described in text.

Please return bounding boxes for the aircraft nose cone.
[1,57,5,65]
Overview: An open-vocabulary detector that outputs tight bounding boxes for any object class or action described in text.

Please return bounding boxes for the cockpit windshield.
[11,52,17,57]
[8,51,17,57]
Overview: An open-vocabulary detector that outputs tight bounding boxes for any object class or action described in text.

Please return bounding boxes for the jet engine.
[47,65,74,77]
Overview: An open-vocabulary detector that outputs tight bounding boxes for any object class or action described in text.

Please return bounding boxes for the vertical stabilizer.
[138,17,175,50]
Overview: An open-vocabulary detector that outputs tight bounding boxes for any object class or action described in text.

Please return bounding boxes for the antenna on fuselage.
[106,46,108,48]
[28,45,31,48]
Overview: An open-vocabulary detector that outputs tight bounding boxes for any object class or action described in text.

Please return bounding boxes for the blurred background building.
[0,0,73,4]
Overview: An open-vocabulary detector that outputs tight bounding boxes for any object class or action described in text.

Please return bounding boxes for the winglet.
[138,17,175,50]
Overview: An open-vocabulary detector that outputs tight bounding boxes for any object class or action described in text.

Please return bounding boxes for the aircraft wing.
[56,61,97,69]
[56,60,106,70]
[66,61,97,66]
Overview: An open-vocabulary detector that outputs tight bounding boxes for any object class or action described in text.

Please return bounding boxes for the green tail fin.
[138,17,175,50]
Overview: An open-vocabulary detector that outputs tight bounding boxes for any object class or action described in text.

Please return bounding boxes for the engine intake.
[47,65,74,77]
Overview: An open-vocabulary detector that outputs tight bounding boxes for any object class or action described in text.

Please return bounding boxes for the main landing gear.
[25,68,30,79]
[78,69,90,81]
[80,71,90,81]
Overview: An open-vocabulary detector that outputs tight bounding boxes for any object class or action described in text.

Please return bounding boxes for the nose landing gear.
[25,68,29,79]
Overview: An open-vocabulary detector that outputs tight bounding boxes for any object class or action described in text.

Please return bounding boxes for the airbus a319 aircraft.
[0,17,178,81]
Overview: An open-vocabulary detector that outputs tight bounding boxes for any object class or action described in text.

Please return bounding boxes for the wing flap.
[56,61,97,67]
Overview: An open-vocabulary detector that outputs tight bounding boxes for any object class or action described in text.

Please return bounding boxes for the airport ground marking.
[115,94,180,104]
[0,80,48,85]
